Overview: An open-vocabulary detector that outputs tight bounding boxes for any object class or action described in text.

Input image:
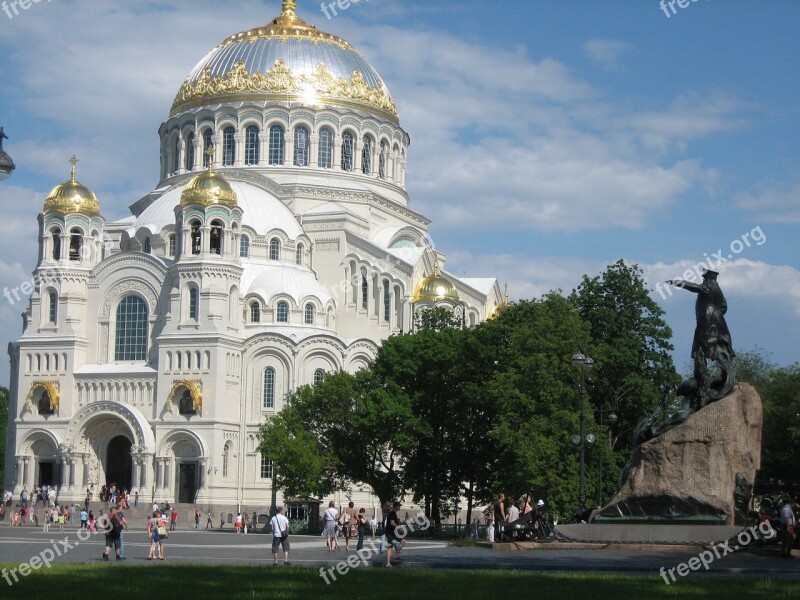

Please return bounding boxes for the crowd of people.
[485,492,546,542]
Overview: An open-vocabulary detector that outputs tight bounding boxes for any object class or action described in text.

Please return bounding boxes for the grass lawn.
[0,564,795,599]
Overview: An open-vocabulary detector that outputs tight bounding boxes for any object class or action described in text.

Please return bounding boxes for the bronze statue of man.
[667,270,735,406]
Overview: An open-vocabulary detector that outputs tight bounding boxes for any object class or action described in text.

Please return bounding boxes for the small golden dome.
[488,283,511,319]
[180,169,237,207]
[43,155,100,215]
[412,264,459,303]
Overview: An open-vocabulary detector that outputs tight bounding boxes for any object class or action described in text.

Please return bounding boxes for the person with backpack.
[102,506,125,561]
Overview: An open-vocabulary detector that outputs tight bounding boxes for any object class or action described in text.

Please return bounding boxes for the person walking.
[780,498,798,558]
[344,501,357,550]
[322,501,339,551]
[356,508,367,551]
[80,507,88,530]
[220,511,225,528]
[116,504,129,558]
[102,507,124,561]
[170,509,178,531]
[147,511,165,560]
[270,507,291,565]
[384,501,406,568]
[493,493,506,542]
[206,511,213,529]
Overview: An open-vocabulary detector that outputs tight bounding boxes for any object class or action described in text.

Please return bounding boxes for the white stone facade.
[4,4,502,514]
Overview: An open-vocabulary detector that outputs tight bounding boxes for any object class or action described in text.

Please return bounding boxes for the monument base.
[556,523,744,545]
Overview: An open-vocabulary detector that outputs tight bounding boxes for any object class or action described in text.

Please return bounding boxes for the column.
[309,134,319,168]
[61,456,69,487]
[213,135,222,168]
[233,133,244,167]
[156,458,164,490]
[16,456,25,490]
[354,139,363,173]
[333,136,342,171]
[200,225,211,256]
[285,130,295,167]
[192,136,202,171]
[132,459,140,495]
[258,131,269,166]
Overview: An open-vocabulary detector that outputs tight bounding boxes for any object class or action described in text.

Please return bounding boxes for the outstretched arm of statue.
[666,280,704,294]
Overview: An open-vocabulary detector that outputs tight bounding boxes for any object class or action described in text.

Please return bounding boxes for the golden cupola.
[43,155,100,215]
[180,162,238,207]
[412,263,460,303]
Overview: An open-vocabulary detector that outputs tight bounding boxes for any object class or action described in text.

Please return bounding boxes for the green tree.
[570,260,679,457]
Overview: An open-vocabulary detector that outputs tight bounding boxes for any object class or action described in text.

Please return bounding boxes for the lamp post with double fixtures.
[571,352,594,513]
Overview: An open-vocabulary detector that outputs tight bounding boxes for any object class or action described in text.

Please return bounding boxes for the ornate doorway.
[106,435,133,489]
[178,463,197,503]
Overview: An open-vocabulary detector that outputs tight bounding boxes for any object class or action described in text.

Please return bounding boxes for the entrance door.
[38,461,54,487]
[178,463,197,503]
[106,436,133,489]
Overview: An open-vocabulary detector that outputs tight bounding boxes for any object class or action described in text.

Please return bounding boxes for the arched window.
[263,367,275,408]
[179,389,195,415]
[48,291,58,324]
[304,303,314,325]
[269,238,280,261]
[294,126,309,166]
[276,301,289,323]
[250,301,261,323]
[168,235,176,257]
[361,271,368,310]
[240,235,250,258]
[38,391,54,415]
[51,228,61,261]
[114,295,148,361]
[313,369,325,385]
[362,136,373,175]
[190,221,201,255]
[189,287,198,321]
[269,124,285,165]
[222,126,236,166]
[173,137,180,173]
[69,228,82,261]
[185,132,195,171]
[318,127,333,169]
[379,141,388,179]
[203,129,213,167]
[143,237,151,254]
[383,280,391,322]
[210,221,223,255]
[223,444,230,477]
[295,243,304,265]
[245,125,259,165]
[341,131,354,171]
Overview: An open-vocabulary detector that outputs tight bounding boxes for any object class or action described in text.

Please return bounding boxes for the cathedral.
[4,1,502,514]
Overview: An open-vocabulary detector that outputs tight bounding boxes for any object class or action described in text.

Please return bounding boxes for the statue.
[667,270,736,409]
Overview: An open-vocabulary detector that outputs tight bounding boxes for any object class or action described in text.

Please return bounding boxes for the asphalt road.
[0,524,797,582]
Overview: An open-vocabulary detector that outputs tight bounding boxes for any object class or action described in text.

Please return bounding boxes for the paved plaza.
[0,524,797,581]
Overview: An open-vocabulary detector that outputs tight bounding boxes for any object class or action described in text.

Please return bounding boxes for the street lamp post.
[595,405,617,507]
[571,352,594,513]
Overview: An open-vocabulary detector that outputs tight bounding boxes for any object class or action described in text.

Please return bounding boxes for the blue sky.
[0,0,798,385]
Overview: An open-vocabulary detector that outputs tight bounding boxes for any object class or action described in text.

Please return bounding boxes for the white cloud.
[736,179,800,223]
[584,39,632,70]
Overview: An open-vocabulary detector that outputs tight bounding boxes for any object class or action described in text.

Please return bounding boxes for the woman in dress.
[323,501,339,551]
[147,511,165,560]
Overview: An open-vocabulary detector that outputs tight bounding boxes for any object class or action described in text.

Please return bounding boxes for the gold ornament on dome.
[43,155,101,215]
[165,379,203,415]
[171,59,398,120]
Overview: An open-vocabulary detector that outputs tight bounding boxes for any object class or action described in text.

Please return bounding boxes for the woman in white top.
[322,501,339,551]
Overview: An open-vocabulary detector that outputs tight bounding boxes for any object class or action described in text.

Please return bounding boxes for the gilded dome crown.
[180,167,237,207]
[170,0,398,122]
[413,263,460,303]
[43,155,100,215]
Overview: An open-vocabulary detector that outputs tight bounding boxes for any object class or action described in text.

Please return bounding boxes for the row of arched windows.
[249,300,318,325]
[165,123,402,181]
[262,367,325,409]
[164,349,210,373]
[24,352,67,375]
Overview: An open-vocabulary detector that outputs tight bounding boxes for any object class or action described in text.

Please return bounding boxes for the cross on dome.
[69,154,79,182]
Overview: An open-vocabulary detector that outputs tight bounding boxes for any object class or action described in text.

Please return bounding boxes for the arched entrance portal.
[106,436,133,490]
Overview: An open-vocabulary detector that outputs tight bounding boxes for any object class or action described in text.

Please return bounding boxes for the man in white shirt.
[507,499,520,523]
[270,507,291,565]
[780,498,798,557]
